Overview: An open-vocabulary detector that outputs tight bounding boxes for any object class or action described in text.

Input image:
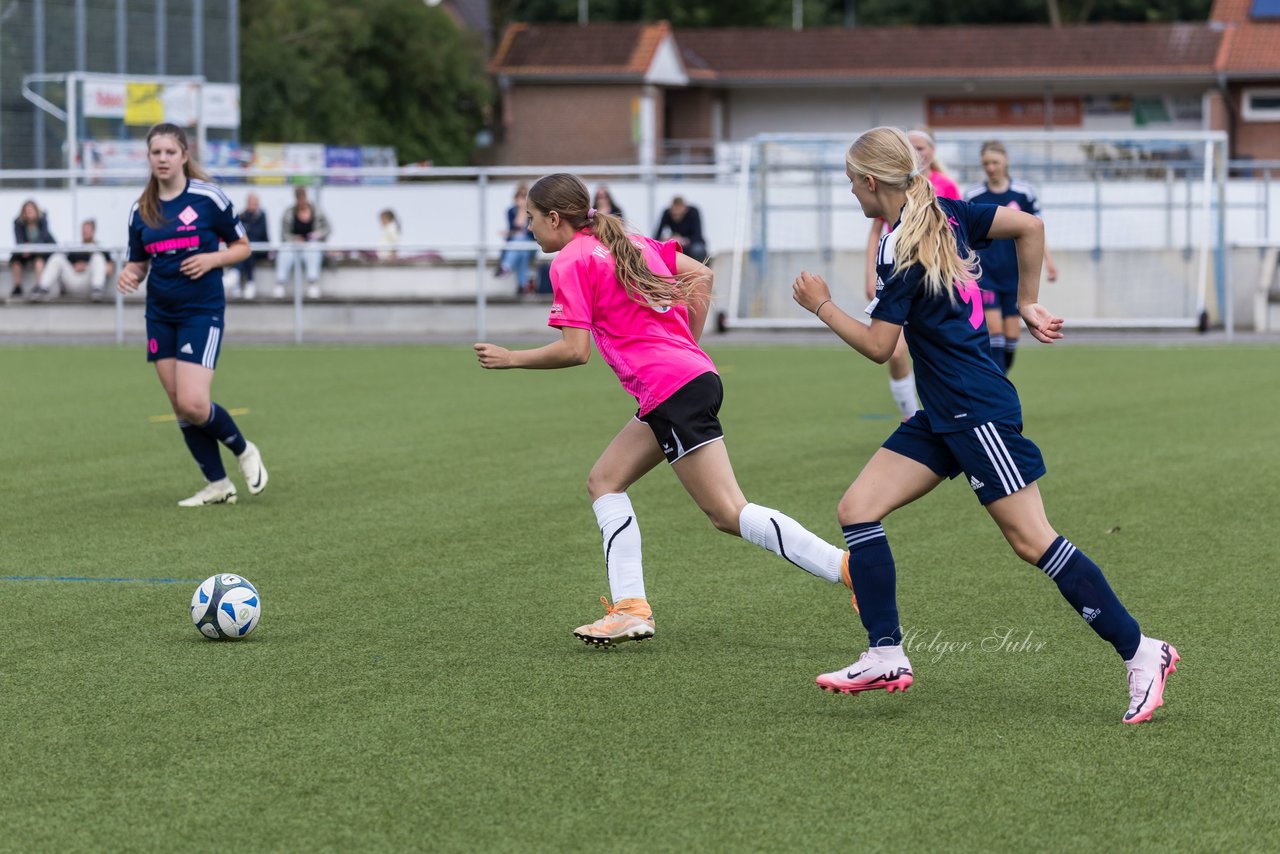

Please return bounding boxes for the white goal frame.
[724,129,1228,331]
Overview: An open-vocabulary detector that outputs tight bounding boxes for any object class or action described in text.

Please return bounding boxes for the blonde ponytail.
[529,173,700,307]
[848,127,977,299]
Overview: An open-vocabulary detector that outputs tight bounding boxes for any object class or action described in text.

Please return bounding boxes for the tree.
[241,0,493,165]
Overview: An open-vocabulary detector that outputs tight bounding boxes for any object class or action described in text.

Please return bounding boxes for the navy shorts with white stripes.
[882,410,1047,505]
[146,314,225,369]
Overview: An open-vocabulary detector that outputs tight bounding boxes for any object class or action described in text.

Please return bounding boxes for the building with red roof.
[487,1,1280,165]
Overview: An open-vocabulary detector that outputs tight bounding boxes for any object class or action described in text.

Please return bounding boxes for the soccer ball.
[190,574,262,640]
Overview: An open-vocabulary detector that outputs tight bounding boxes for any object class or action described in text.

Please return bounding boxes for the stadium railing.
[3,158,1280,341]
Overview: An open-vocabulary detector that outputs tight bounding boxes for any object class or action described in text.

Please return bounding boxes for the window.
[1242,89,1280,121]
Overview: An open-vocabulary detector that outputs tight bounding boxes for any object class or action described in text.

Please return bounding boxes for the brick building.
[488,0,1280,166]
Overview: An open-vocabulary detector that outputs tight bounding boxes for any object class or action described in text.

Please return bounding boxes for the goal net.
[725,130,1227,330]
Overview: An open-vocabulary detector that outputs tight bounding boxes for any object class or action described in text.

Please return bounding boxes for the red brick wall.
[1230,85,1280,161]
[664,89,713,140]
[503,85,648,165]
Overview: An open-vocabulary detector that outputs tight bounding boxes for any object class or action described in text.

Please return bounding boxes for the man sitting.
[36,218,115,301]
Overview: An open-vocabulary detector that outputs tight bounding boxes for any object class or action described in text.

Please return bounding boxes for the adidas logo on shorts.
[969,475,985,490]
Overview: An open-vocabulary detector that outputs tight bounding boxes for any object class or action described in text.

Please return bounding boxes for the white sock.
[592,493,645,602]
[738,503,843,583]
[870,643,909,663]
[888,372,919,419]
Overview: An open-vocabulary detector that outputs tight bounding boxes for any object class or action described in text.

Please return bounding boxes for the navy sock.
[1004,338,1018,372]
[988,333,1006,370]
[843,522,900,647]
[179,419,227,481]
[202,403,248,456]
[1037,536,1141,660]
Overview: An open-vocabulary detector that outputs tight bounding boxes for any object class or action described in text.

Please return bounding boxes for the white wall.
[3,174,1277,262]
[723,89,920,141]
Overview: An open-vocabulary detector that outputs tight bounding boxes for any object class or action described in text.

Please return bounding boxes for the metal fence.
[3,157,1280,341]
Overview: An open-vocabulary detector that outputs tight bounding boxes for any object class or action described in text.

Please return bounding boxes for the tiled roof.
[1210,0,1251,24]
[674,24,1221,82]
[491,17,1280,83]
[490,21,672,78]
[1209,0,1280,73]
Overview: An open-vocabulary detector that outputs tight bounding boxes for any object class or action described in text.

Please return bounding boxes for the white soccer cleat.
[237,441,269,496]
[1123,636,1180,724]
[816,645,914,695]
[178,478,238,507]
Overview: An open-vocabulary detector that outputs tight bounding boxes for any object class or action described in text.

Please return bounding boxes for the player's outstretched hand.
[474,342,514,369]
[792,271,832,314]
[1020,303,1064,343]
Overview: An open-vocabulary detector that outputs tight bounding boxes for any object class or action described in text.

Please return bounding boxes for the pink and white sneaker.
[1122,636,1180,724]
[817,646,914,695]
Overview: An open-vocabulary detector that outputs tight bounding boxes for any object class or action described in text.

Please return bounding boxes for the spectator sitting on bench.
[37,218,115,301]
[11,199,55,299]
[274,186,330,300]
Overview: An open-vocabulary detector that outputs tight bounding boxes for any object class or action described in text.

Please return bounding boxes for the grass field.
[2,340,1277,852]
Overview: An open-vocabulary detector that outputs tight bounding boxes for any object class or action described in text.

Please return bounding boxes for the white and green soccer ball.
[190,574,261,640]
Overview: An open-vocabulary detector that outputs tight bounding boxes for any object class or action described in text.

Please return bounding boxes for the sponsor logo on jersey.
[178,205,199,226]
[145,235,200,255]
[955,279,984,329]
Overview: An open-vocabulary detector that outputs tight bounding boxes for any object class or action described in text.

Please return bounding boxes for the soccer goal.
[724,130,1228,330]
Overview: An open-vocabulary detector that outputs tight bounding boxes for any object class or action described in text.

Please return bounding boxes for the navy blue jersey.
[962,180,1041,294]
[870,197,1021,432]
[128,179,246,321]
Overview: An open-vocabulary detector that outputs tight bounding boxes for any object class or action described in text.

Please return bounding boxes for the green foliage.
[240,0,492,165]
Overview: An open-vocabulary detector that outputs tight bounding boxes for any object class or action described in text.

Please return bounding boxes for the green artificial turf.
[1,341,1276,852]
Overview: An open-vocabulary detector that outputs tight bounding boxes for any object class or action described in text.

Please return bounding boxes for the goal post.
[724,130,1228,331]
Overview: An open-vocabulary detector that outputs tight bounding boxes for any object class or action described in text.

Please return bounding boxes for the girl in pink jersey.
[475,173,853,647]
[863,127,960,420]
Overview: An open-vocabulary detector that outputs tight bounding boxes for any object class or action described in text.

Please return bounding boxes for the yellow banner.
[251,143,286,185]
[125,83,164,126]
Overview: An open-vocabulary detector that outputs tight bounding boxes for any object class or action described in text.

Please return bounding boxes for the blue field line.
[0,575,202,584]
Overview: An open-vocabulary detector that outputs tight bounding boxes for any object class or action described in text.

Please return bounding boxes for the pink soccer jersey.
[547,231,716,415]
[929,170,961,200]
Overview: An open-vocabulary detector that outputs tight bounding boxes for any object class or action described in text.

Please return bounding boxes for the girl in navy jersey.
[117,123,269,507]
[962,140,1059,373]
[863,127,960,419]
[792,127,1177,724]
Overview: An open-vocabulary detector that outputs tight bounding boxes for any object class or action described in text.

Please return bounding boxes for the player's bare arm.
[474,325,591,369]
[793,271,901,363]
